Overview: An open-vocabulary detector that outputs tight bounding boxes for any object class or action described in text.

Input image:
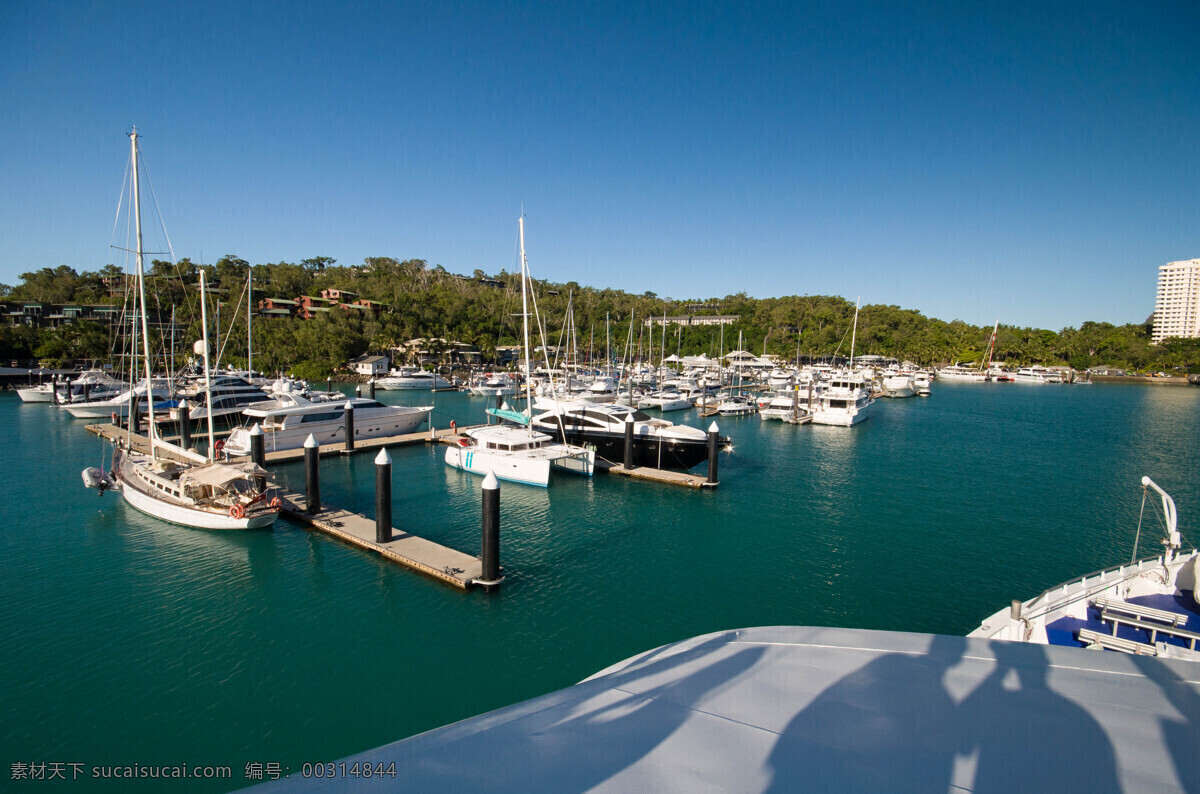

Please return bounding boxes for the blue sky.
[2,0,1197,330]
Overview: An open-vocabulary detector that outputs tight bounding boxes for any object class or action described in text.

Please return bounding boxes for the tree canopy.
[4,255,1196,374]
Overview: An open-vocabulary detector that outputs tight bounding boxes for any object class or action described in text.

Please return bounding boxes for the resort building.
[1152,259,1200,344]
[644,315,740,327]
[350,354,390,376]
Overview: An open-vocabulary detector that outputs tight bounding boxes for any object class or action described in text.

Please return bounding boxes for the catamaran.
[444,217,595,486]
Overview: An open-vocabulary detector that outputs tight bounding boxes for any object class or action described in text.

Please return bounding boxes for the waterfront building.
[644,314,740,327]
[1152,258,1200,344]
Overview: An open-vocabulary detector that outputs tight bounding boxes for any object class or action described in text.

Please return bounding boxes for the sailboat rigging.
[443,216,595,486]
[82,129,280,529]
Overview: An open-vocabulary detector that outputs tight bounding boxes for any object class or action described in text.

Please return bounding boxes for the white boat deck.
[254,626,1199,792]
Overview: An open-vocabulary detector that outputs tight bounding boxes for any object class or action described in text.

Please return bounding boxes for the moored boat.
[224,392,432,456]
[16,383,56,403]
[83,129,279,532]
[531,400,722,470]
[937,364,989,383]
[445,217,595,486]
[378,368,453,390]
[970,476,1199,662]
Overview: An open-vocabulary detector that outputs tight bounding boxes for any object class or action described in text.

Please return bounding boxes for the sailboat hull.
[118,477,273,529]
[114,451,277,530]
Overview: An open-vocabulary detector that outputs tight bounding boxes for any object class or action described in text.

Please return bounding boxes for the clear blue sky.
[3,0,1197,330]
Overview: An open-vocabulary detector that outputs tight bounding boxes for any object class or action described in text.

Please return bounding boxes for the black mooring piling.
[480,471,501,587]
[623,413,635,469]
[375,448,392,543]
[304,434,321,514]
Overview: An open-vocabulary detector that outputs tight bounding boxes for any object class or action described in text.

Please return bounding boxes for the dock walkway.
[85,422,474,464]
[279,492,483,589]
[84,422,488,590]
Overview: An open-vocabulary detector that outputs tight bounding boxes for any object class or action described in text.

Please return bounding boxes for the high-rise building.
[1152,259,1200,344]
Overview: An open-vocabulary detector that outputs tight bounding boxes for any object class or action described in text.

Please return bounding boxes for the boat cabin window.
[299,411,343,423]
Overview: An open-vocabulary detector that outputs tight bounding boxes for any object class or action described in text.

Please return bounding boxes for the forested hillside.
[2,255,1195,376]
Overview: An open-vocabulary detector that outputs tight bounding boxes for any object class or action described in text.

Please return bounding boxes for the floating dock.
[84,422,488,590]
[595,458,716,488]
[258,426,468,463]
[279,492,483,589]
[85,422,474,463]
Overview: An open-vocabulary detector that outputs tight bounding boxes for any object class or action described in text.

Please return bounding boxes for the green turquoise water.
[2,382,1198,789]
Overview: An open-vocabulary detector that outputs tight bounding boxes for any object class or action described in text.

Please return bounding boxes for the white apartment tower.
[1152,259,1200,344]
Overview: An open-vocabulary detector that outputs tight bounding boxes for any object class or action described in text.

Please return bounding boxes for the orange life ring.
[269,497,281,509]
[229,504,245,519]
[214,439,225,452]
[457,438,470,448]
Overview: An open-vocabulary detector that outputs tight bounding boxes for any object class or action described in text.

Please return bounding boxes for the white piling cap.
[249,423,263,436]
[708,422,720,433]
[180,398,189,409]
[482,470,499,489]
[344,400,354,410]
[625,413,635,423]
[375,448,391,465]
[303,434,319,448]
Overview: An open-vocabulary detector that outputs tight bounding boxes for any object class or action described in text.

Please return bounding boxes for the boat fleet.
[49,131,1200,679]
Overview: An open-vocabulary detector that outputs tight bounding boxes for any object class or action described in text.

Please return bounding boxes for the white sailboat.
[83,129,279,530]
[444,217,595,486]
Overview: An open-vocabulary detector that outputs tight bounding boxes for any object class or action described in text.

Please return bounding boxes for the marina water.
[2,382,1198,788]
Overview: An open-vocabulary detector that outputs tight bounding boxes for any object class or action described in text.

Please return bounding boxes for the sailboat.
[82,129,279,529]
[444,217,595,487]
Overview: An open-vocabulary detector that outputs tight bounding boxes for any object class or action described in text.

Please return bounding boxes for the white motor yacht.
[377,367,453,390]
[16,382,56,402]
[810,371,872,426]
[63,377,175,419]
[936,365,989,383]
[224,392,432,456]
[637,390,693,412]
[717,394,757,416]
[52,369,127,405]
[881,370,916,397]
[470,372,518,397]
[576,376,619,403]
[167,374,271,425]
[758,392,813,423]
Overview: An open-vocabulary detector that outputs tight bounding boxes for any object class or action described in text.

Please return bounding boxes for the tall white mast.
[131,128,159,458]
[199,270,216,460]
[518,216,534,439]
[247,268,253,374]
[659,310,666,383]
[605,312,611,378]
[849,297,860,369]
